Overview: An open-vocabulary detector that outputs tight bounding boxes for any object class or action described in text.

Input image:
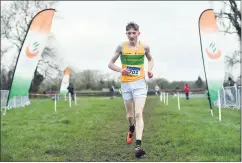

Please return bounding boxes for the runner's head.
[126,22,140,44]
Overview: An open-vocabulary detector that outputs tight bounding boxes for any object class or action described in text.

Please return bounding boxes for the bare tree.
[79,70,100,89]
[1,1,63,89]
[36,33,64,79]
[0,45,11,58]
[225,50,241,68]
[215,0,241,73]
[1,1,59,68]
[215,0,241,40]
[195,76,205,88]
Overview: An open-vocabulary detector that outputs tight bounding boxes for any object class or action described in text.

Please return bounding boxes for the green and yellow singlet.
[120,41,145,83]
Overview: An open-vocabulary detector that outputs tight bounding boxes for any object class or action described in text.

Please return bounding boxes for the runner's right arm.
[108,44,129,75]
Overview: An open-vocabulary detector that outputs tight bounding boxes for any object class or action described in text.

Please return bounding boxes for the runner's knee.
[126,113,134,118]
[135,112,142,119]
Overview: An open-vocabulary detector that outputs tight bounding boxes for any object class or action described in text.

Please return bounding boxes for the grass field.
[1,95,241,162]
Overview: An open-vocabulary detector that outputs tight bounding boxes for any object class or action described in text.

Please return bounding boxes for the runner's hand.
[120,68,129,75]
[148,71,153,79]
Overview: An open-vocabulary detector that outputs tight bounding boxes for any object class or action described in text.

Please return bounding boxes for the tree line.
[32,71,209,93]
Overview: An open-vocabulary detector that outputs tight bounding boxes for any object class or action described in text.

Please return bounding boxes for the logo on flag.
[26,41,40,58]
[206,41,221,59]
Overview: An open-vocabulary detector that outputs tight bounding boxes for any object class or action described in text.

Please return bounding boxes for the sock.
[129,124,135,133]
[136,140,141,147]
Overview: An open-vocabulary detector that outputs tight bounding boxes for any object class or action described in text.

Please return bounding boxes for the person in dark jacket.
[228,77,235,86]
[110,85,115,99]
[67,83,75,101]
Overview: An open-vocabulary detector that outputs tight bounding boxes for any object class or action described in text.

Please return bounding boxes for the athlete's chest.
[120,43,145,76]
[122,44,145,55]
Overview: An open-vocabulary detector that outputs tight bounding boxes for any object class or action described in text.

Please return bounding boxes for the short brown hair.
[126,22,139,31]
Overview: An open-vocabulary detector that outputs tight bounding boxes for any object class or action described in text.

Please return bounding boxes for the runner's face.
[126,28,140,43]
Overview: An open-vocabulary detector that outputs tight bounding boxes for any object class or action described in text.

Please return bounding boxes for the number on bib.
[127,66,141,76]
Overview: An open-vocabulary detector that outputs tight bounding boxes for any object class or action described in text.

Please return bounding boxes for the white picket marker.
[75,93,77,105]
[69,93,72,107]
[166,93,168,105]
[235,85,238,110]
[160,92,163,102]
[222,87,226,107]
[238,89,241,110]
[178,92,180,111]
[210,109,214,117]
[218,90,221,122]
[3,106,7,116]
[54,94,57,112]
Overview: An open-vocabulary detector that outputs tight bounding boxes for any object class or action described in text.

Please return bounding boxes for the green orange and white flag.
[60,66,70,95]
[7,9,55,106]
[198,9,224,108]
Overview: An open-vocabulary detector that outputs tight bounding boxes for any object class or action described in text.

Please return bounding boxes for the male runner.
[108,22,154,157]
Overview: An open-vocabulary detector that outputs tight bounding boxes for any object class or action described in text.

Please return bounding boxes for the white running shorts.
[121,79,148,100]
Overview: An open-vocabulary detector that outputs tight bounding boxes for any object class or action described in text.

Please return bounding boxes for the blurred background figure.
[184,84,190,100]
[110,85,115,99]
[228,77,235,86]
[67,83,75,101]
[155,85,160,95]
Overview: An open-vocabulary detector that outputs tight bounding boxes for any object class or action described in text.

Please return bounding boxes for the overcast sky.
[2,1,241,81]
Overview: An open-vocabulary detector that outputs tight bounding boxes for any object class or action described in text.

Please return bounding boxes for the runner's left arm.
[144,45,154,73]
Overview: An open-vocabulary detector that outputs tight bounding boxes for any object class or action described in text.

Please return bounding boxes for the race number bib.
[127,66,141,76]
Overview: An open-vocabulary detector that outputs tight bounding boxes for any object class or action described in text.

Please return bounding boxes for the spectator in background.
[184,84,190,100]
[155,85,160,95]
[110,85,115,99]
[228,77,237,102]
[67,83,75,101]
[228,77,235,86]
